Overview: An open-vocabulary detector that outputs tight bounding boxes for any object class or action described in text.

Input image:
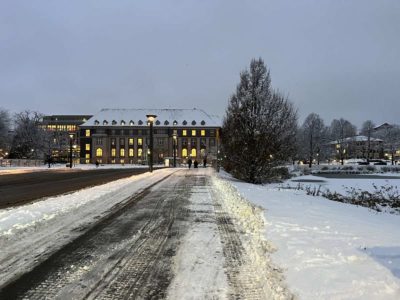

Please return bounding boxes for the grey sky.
[1,0,399,128]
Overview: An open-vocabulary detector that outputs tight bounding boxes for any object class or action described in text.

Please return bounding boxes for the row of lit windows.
[46,125,77,131]
[94,147,204,158]
[87,138,214,152]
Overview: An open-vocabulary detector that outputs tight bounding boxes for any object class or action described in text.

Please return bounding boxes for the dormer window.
[112,120,117,125]
[201,120,206,125]
[192,120,196,125]
[155,120,161,125]
[182,120,187,125]
[94,120,99,125]
[164,120,169,125]
[173,120,178,126]
[103,120,108,125]
[129,120,134,126]
[138,120,143,125]
[121,120,126,126]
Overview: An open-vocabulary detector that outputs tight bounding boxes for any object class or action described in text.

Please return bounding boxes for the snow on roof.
[329,135,383,144]
[81,108,221,127]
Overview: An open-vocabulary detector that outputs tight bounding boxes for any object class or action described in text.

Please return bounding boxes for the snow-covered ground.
[2,166,400,299]
[222,172,400,299]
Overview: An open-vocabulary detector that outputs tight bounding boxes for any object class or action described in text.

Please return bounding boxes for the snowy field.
[223,172,400,299]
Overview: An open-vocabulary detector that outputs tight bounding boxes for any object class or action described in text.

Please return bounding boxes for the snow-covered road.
[0,168,291,299]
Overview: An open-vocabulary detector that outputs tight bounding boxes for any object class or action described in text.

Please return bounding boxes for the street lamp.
[69,133,74,168]
[146,114,157,172]
[173,130,177,167]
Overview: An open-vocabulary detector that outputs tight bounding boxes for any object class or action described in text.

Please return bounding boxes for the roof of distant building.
[81,108,221,127]
[329,135,383,144]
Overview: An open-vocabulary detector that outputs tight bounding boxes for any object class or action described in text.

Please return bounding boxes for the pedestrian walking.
[188,158,192,169]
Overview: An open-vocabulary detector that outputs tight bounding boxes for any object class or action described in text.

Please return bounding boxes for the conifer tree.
[222,58,298,183]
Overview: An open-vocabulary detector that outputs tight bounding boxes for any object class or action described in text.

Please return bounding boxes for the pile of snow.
[212,174,293,299]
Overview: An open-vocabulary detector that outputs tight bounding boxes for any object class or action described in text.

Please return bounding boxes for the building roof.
[42,115,93,124]
[329,135,383,144]
[81,108,221,127]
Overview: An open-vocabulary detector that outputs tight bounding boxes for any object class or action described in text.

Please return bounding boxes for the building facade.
[42,115,92,163]
[79,109,221,165]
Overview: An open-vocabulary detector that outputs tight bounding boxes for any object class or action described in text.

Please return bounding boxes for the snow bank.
[212,174,293,299]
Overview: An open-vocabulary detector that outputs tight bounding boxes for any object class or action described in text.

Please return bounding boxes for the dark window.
[191,138,196,146]
[120,138,125,146]
[111,138,116,146]
[138,120,143,125]
[210,138,215,146]
[192,120,196,125]
[182,120,187,125]
[182,138,188,146]
[164,120,169,125]
[201,120,206,125]
[155,120,160,125]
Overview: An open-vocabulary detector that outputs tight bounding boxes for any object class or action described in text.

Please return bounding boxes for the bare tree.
[0,108,11,153]
[9,111,47,159]
[222,58,298,183]
[329,118,357,165]
[360,120,376,162]
[300,113,326,168]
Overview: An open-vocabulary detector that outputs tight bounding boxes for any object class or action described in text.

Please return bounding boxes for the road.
[0,169,292,299]
[0,168,151,208]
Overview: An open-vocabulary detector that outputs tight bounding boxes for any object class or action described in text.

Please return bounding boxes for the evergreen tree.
[222,58,298,183]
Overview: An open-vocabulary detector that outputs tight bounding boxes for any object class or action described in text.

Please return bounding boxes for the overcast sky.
[1,0,399,128]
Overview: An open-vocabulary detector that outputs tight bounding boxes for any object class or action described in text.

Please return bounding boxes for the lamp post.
[69,133,74,168]
[173,131,177,167]
[146,114,157,172]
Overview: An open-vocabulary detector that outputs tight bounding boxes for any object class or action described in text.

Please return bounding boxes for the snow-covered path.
[0,168,291,299]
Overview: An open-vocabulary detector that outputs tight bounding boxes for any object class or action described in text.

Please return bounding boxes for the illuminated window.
[182,148,188,157]
[129,138,134,145]
[138,138,143,146]
[120,159,125,164]
[85,144,90,151]
[192,130,196,136]
[120,148,125,157]
[85,129,90,137]
[85,154,90,159]
[111,148,116,157]
[182,130,187,136]
[201,130,205,136]
[129,148,134,157]
[191,148,197,157]
[96,148,103,157]
[138,148,143,157]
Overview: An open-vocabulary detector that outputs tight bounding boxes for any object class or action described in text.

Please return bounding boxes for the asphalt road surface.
[0,168,151,209]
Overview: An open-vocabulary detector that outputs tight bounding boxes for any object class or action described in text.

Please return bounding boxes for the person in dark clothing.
[194,160,198,168]
[203,157,207,168]
[187,158,192,169]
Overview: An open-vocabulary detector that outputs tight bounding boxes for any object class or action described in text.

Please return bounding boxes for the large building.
[42,115,92,163]
[79,108,221,165]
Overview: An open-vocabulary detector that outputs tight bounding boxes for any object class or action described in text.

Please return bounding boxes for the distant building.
[328,135,384,160]
[78,108,221,165]
[41,115,92,163]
